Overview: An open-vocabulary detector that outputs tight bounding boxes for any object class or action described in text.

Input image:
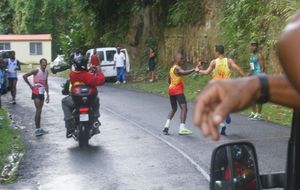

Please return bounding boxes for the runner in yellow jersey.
[199,45,245,135]
[163,53,200,135]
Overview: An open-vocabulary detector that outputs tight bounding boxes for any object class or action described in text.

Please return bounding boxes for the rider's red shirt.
[69,70,105,93]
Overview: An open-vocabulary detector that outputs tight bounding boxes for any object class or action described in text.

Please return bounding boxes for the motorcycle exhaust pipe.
[93,121,101,129]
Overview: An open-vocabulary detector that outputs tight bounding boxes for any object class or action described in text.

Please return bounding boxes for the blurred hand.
[193,77,260,140]
[197,60,204,69]
[46,96,49,104]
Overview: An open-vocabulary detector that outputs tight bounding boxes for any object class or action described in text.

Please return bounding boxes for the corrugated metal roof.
[0,34,52,41]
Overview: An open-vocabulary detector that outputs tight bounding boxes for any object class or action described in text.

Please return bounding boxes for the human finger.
[193,82,221,126]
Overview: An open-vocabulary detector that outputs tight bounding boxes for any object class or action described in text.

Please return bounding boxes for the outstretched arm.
[199,60,215,75]
[228,59,246,76]
[174,65,199,76]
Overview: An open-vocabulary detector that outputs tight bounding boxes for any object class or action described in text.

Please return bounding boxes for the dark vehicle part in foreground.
[71,86,100,147]
[210,110,300,189]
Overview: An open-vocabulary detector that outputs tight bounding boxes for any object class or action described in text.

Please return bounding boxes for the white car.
[86,47,130,78]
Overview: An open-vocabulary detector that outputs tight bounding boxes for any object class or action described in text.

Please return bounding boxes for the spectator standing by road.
[248,40,265,120]
[148,47,157,82]
[6,51,21,104]
[89,48,101,71]
[23,58,49,137]
[114,47,126,84]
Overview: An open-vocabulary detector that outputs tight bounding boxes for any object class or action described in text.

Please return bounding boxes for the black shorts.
[148,60,156,71]
[32,93,45,101]
[169,94,186,110]
[8,78,17,82]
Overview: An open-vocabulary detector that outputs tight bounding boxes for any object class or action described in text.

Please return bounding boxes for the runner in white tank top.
[23,58,50,137]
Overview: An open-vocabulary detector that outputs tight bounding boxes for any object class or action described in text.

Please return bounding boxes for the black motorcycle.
[71,85,100,147]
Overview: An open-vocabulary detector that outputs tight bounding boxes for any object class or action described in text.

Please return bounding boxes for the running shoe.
[248,112,255,119]
[123,80,126,84]
[163,126,169,135]
[250,113,262,121]
[220,126,226,135]
[178,127,192,135]
[35,129,43,137]
[225,115,231,124]
[115,81,120,84]
[39,128,48,135]
[10,100,16,105]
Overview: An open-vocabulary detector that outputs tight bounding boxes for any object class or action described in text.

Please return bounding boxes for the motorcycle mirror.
[210,142,262,190]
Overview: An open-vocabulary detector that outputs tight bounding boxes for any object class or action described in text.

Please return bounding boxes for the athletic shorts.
[8,78,17,82]
[148,60,156,71]
[32,93,45,101]
[169,94,186,109]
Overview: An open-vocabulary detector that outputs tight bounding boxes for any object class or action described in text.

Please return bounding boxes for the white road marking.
[103,106,211,182]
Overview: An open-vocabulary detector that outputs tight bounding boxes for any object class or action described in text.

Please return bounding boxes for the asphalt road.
[1,75,290,190]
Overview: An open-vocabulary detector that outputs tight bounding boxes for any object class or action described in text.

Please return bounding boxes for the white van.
[86,47,130,78]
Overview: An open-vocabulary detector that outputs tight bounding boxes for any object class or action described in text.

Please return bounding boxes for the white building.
[0,34,52,63]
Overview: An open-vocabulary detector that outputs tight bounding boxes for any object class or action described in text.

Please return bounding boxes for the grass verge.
[124,73,292,126]
[0,108,25,183]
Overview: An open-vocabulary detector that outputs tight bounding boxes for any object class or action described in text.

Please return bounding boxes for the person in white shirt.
[114,47,126,84]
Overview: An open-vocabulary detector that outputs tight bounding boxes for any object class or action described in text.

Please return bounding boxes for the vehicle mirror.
[210,142,261,190]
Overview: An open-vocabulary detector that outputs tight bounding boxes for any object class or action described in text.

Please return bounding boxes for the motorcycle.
[70,85,101,147]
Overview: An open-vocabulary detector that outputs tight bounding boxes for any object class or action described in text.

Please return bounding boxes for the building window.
[30,42,42,55]
[0,43,11,50]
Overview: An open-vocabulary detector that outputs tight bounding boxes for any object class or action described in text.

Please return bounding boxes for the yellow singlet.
[168,65,184,95]
[212,58,231,80]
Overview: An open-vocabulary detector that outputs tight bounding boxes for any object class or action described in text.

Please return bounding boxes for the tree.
[0,0,14,34]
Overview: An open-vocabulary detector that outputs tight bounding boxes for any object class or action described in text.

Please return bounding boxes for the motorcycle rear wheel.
[78,124,89,147]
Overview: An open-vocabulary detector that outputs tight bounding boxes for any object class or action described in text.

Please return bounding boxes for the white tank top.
[32,69,48,95]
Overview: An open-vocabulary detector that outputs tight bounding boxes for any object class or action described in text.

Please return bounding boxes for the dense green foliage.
[220,0,300,65]
[0,0,208,58]
[167,0,205,26]
[0,0,14,34]
[1,0,299,65]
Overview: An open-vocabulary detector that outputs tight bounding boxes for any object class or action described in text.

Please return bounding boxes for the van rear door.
[100,49,116,78]
[121,49,130,72]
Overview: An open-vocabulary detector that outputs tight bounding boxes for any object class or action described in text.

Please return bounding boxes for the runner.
[198,45,245,135]
[248,40,265,120]
[163,53,200,135]
[23,58,49,137]
[7,51,21,104]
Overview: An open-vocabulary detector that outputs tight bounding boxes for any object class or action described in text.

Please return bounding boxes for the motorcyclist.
[224,145,256,190]
[61,55,105,138]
